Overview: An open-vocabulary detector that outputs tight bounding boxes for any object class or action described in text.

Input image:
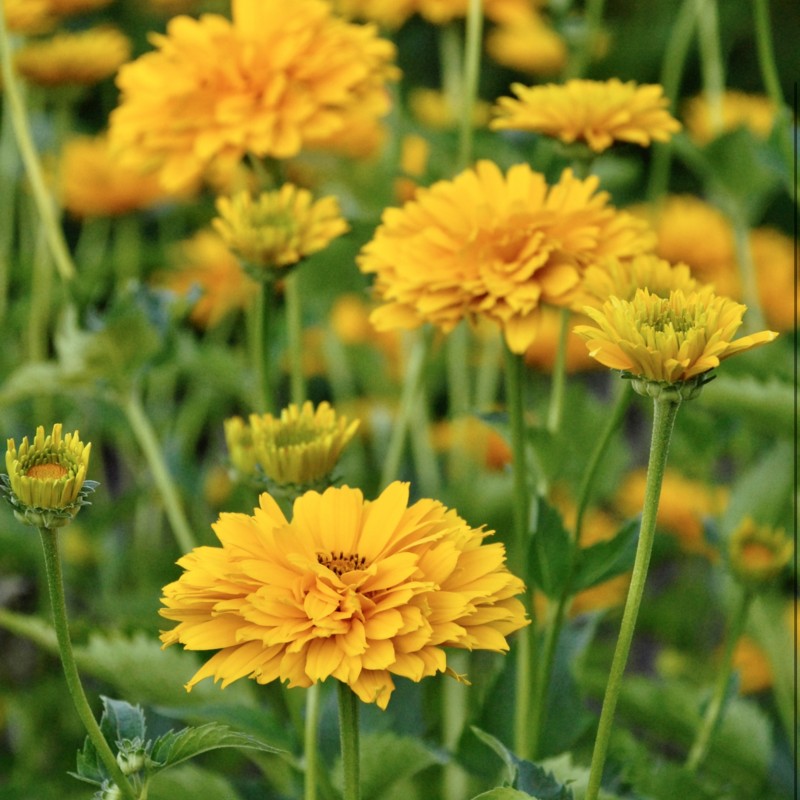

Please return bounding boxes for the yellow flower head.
[3,424,95,528]
[333,0,532,27]
[109,0,398,192]
[574,288,778,397]
[523,307,603,374]
[160,481,529,708]
[485,14,567,77]
[213,185,349,278]
[751,227,799,332]
[14,27,131,88]
[358,159,655,353]
[728,518,793,589]
[155,230,258,329]
[682,90,778,145]
[4,0,58,34]
[491,79,681,153]
[407,88,491,131]
[226,401,360,491]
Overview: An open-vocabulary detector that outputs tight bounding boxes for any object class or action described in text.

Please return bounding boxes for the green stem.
[546,308,570,435]
[0,17,74,282]
[38,528,138,800]
[28,226,52,363]
[304,684,321,800]
[337,683,360,800]
[696,0,725,137]
[458,0,484,170]
[730,210,766,331]
[752,0,785,107]
[585,395,681,800]
[445,322,471,481]
[285,270,305,406]
[121,390,197,554]
[568,0,606,78]
[248,281,273,413]
[685,589,754,772]
[475,331,502,410]
[529,381,631,758]
[112,215,142,292]
[442,650,470,800]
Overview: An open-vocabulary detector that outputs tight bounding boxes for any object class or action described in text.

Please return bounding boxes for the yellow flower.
[109,0,398,192]
[574,288,778,391]
[728,518,793,589]
[3,0,57,34]
[751,227,799,332]
[59,135,175,218]
[731,636,773,694]
[14,27,131,88]
[407,88,491,131]
[154,230,258,329]
[682,90,778,145]
[523,307,603,374]
[160,481,529,708]
[485,14,567,77]
[431,416,512,472]
[3,424,94,528]
[225,401,359,490]
[358,159,655,353]
[212,185,349,277]
[333,0,532,27]
[491,79,681,153]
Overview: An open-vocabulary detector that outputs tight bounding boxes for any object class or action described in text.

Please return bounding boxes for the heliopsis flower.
[523,307,602,373]
[358,159,655,353]
[682,90,778,145]
[574,288,778,395]
[491,79,681,153]
[225,401,359,491]
[2,424,96,528]
[14,27,131,88]
[212,185,349,278]
[109,0,398,192]
[431,416,512,472]
[485,14,567,77]
[155,230,258,329]
[751,227,799,332]
[3,0,57,34]
[407,88,491,131]
[59,135,175,218]
[333,0,532,28]
[159,481,528,708]
[728,517,793,589]
[731,636,773,694]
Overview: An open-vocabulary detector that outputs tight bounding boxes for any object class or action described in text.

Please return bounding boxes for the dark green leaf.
[572,520,638,592]
[470,790,536,800]
[528,498,574,599]
[98,697,147,745]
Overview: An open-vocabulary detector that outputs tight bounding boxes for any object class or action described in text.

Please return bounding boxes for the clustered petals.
[160,482,528,709]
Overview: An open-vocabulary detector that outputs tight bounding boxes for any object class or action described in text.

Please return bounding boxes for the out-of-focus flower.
[574,288,778,395]
[524,307,602,373]
[731,636,773,694]
[333,0,533,28]
[155,230,258,329]
[109,0,398,192]
[213,185,349,279]
[3,0,58,34]
[728,517,793,590]
[225,401,359,490]
[615,469,727,556]
[45,0,114,14]
[751,228,799,332]
[431,416,512,472]
[682,90,778,145]
[485,12,567,77]
[14,27,131,88]
[492,79,681,153]
[160,481,528,708]
[2,424,96,528]
[59,135,175,218]
[359,159,655,354]
[407,88,491,131]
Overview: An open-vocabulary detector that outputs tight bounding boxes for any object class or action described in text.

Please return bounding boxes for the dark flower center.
[317,550,367,577]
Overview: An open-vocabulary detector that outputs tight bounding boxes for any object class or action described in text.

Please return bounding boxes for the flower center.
[26,462,68,480]
[740,542,778,569]
[317,550,367,577]
[274,423,331,448]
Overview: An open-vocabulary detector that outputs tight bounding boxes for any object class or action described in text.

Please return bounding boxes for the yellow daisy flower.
[159,481,529,709]
[3,0,58,34]
[751,228,799,332]
[728,517,793,589]
[407,88,491,131]
[333,0,532,28]
[14,27,131,88]
[491,79,681,153]
[485,14,567,77]
[682,90,778,145]
[574,288,778,391]
[358,159,655,353]
[109,0,398,192]
[731,636,773,694]
[212,185,349,278]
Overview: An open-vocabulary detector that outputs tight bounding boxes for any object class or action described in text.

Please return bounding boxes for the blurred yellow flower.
[213,185,349,277]
[682,90,778,145]
[431,416,512,472]
[728,517,793,589]
[523,307,602,373]
[3,0,57,34]
[14,27,131,88]
[491,79,681,153]
[574,288,778,386]
[59,135,175,218]
[731,636,773,694]
[155,230,258,329]
[615,469,727,556]
[751,227,798,332]
[160,481,529,708]
[407,88,491,131]
[109,0,398,192]
[333,0,532,27]
[359,159,654,354]
[485,13,567,77]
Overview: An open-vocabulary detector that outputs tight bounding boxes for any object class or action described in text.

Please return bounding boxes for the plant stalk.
[337,683,361,800]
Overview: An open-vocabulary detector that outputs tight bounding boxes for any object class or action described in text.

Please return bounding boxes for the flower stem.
[0,15,74,283]
[685,589,754,772]
[585,395,681,800]
[248,281,273,413]
[752,0,785,106]
[337,683,361,800]
[457,0,484,171]
[304,684,321,800]
[568,0,606,78]
[38,527,139,800]
[285,270,306,406]
[696,0,725,137]
[546,308,570,435]
[121,390,197,554]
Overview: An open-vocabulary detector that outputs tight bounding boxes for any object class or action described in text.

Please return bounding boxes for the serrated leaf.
[528,498,574,598]
[98,697,147,745]
[572,520,638,592]
[149,722,281,772]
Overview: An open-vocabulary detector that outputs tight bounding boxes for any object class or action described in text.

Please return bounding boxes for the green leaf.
[147,764,246,800]
[572,520,638,592]
[149,722,281,772]
[528,498,573,599]
[470,790,536,800]
[98,697,147,745]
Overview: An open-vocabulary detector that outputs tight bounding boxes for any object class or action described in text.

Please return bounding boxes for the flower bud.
[728,517,793,590]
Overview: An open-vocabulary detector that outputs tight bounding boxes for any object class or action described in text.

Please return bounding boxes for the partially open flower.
[728,518,793,590]
[2,424,96,528]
